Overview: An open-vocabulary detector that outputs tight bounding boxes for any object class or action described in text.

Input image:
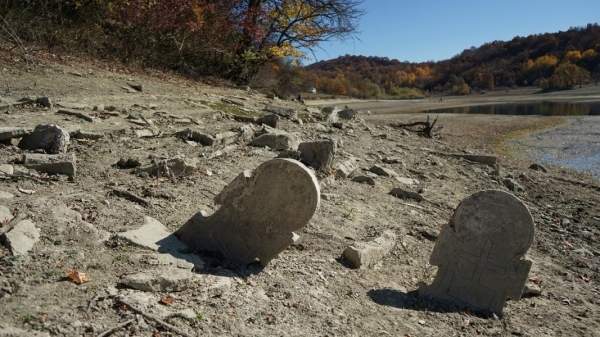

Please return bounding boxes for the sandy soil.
[0,51,599,337]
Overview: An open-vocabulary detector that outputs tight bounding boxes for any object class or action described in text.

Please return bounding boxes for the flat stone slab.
[2,219,40,256]
[22,153,77,177]
[116,216,188,253]
[176,158,320,266]
[343,230,396,269]
[420,190,534,316]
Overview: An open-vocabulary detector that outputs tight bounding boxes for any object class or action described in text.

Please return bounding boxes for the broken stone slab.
[250,128,299,151]
[56,109,95,122]
[369,165,397,177]
[116,216,189,253]
[0,127,29,142]
[134,128,159,138]
[1,219,40,256]
[22,153,77,177]
[352,175,376,186]
[257,113,280,128]
[18,124,70,154]
[137,252,204,270]
[176,159,320,266]
[70,130,104,140]
[175,128,215,146]
[120,268,200,292]
[0,205,13,224]
[298,139,337,171]
[382,157,402,164]
[390,187,424,202]
[420,190,535,316]
[139,157,197,178]
[343,230,396,269]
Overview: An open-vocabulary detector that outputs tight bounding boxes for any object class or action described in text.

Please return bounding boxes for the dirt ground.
[0,51,599,337]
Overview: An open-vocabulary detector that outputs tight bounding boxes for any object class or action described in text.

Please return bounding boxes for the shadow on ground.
[368,288,466,314]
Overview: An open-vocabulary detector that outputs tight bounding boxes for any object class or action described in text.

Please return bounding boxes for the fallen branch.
[56,109,95,122]
[97,319,135,337]
[390,115,441,138]
[117,299,197,337]
[110,188,150,207]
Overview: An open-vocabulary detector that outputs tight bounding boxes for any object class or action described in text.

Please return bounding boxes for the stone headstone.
[420,190,534,315]
[176,158,320,266]
[18,124,70,154]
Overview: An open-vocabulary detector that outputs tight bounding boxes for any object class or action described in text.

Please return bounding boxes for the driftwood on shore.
[390,115,440,138]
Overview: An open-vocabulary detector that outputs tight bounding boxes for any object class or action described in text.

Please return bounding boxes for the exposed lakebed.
[425,101,600,116]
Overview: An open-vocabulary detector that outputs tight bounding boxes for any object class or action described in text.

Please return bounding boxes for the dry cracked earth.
[0,52,599,337]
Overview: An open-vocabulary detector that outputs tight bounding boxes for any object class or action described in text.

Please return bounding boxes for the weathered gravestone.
[420,190,534,315]
[176,158,320,266]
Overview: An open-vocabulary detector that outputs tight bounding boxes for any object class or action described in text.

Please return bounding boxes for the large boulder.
[19,124,70,154]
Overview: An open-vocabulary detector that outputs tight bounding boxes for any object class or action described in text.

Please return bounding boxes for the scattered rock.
[128,82,143,92]
[250,127,299,151]
[522,282,542,297]
[176,128,215,146]
[352,175,376,186]
[115,157,142,169]
[1,219,40,256]
[140,157,197,178]
[390,187,424,202]
[0,127,28,142]
[298,139,337,171]
[134,128,159,138]
[450,153,498,167]
[335,158,358,178]
[238,124,257,143]
[369,165,397,177]
[176,159,320,266]
[343,230,396,269]
[395,176,419,186]
[35,96,53,108]
[22,153,77,177]
[503,178,524,192]
[256,113,280,128]
[382,157,402,164]
[338,107,358,120]
[264,105,297,119]
[529,163,548,173]
[19,124,70,154]
[214,131,239,146]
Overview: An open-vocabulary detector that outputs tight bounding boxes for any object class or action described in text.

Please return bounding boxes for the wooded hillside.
[307,24,600,98]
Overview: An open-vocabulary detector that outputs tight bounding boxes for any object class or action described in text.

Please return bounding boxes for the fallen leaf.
[159,295,174,306]
[67,269,90,285]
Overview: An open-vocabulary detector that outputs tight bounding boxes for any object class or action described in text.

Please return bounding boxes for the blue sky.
[310,0,600,63]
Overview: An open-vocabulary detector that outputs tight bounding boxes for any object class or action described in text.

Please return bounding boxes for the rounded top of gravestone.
[216,158,320,234]
[449,190,534,259]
